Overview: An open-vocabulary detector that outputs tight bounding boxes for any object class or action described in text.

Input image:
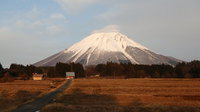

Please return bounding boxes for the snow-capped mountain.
[34,32,182,66]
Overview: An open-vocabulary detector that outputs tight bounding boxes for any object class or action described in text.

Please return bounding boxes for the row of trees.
[0,60,200,79]
[175,61,200,78]
[0,62,85,79]
[0,63,43,79]
[85,61,200,78]
[42,62,84,78]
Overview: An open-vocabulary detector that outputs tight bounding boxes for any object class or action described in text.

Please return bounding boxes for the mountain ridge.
[34,32,182,66]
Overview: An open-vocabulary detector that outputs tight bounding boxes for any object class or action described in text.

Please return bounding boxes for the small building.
[94,74,100,78]
[66,72,75,79]
[32,73,46,80]
[90,74,100,78]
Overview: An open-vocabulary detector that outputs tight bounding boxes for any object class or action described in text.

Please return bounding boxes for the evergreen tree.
[0,63,3,71]
[0,63,3,77]
[71,63,85,78]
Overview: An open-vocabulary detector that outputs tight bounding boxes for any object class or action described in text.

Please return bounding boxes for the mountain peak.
[34,32,182,66]
[65,32,148,53]
[91,31,121,36]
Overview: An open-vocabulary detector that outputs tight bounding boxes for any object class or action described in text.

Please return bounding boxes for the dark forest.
[0,60,200,80]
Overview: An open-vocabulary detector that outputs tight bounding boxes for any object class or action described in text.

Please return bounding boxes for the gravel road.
[13,79,72,112]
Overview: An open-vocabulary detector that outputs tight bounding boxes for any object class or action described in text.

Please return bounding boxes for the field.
[42,79,200,112]
[0,78,65,112]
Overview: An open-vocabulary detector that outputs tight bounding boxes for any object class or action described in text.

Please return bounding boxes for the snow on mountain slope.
[34,32,182,66]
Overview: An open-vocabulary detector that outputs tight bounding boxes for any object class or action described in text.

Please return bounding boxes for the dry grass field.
[42,79,200,112]
[0,78,65,112]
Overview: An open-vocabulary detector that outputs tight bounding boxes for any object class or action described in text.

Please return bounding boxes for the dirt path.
[12,79,72,112]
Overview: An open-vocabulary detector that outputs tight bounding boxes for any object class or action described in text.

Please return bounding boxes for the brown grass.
[42,78,200,112]
[0,78,65,112]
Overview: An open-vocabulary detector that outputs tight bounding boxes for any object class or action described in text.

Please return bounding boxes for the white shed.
[66,72,75,79]
[32,73,45,80]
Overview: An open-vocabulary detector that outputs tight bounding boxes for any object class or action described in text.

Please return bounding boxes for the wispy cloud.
[50,13,66,20]
[0,27,10,33]
[46,25,65,34]
[95,0,200,61]
[54,0,100,14]
[0,0,200,67]
[0,5,69,67]
[8,6,68,36]
[92,25,120,33]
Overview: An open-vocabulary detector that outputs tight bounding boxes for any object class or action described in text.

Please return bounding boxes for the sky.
[0,0,200,68]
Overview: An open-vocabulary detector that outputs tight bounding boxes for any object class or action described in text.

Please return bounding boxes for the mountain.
[34,32,182,67]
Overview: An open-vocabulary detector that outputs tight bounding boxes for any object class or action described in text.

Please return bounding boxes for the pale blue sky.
[0,0,200,68]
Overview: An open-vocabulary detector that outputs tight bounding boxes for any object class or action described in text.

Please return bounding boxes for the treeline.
[0,63,43,80]
[0,60,200,79]
[0,62,84,79]
[42,62,84,78]
[85,60,200,78]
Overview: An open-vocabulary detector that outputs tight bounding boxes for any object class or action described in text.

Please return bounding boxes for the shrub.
[0,72,14,83]
[17,73,29,80]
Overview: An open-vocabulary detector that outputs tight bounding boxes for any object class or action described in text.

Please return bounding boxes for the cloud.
[92,25,120,33]
[97,1,200,37]
[54,0,100,14]
[13,7,68,35]
[50,13,66,20]
[0,27,14,39]
[0,9,68,67]
[0,27,10,33]
[1,0,200,67]
[23,6,41,19]
[96,0,200,61]
[46,25,65,34]
[16,20,29,28]
[32,20,43,26]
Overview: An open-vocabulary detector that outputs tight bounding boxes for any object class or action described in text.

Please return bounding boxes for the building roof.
[66,72,75,76]
[33,73,44,77]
